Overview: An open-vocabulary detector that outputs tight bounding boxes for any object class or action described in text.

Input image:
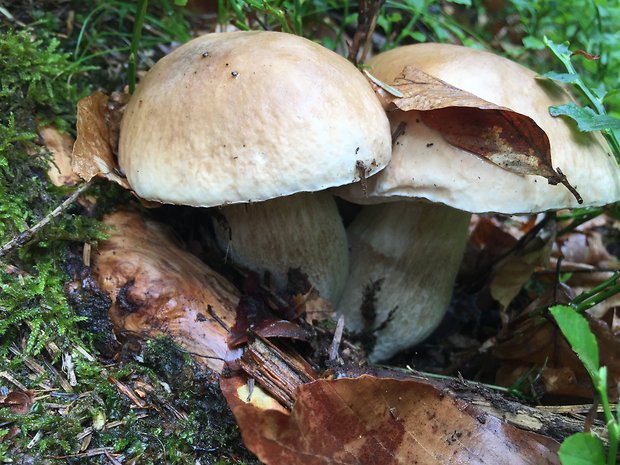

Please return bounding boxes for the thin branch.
[347,0,384,65]
[0,180,93,258]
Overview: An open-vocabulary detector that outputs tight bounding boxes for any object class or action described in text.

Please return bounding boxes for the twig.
[0,180,92,258]
[328,314,345,362]
[347,0,384,65]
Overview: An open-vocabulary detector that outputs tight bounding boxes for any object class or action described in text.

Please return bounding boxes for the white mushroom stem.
[337,201,471,362]
[213,191,349,304]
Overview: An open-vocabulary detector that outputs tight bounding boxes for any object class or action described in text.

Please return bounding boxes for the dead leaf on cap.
[385,65,582,203]
[221,372,560,465]
[72,91,130,189]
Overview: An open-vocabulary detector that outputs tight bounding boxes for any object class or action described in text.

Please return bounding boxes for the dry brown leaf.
[387,66,581,202]
[227,276,312,348]
[0,390,34,415]
[559,231,614,267]
[91,209,239,372]
[460,217,519,283]
[221,373,560,465]
[490,228,555,311]
[72,91,129,188]
[495,309,620,399]
[290,288,335,324]
[38,125,80,186]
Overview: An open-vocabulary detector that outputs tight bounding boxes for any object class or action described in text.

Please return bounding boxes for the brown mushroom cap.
[338,43,620,213]
[119,31,391,207]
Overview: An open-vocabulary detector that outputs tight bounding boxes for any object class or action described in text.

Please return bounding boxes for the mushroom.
[119,31,391,303]
[336,43,620,362]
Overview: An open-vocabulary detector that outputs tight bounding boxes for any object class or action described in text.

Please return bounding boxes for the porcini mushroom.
[119,31,391,303]
[336,43,620,361]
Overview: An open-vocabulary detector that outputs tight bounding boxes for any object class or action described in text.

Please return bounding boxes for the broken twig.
[0,179,92,258]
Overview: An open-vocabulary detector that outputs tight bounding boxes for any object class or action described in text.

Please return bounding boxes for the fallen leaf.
[494,307,620,399]
[38,125,80,186]
[0,390,34,444]
[228,275,311,348]
[0,390,34,415]
[385,65,582,202]
[228,299,310,347]
[290,289,335,324]
[221,373,560,465]
[490,220,556,311]
[72,91,130,188]
[559,231,614,267]
[91,209,239,372]
[460,216,519,283]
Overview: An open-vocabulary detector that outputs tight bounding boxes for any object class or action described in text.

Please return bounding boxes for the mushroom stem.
[213,191,349,304]
[337,201,471,362]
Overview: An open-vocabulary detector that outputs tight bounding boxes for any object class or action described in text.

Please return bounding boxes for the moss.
[0,29,90,132]
[2,348,257,464]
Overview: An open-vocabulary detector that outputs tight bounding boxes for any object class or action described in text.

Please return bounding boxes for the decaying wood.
[453,384,608,444]
[91,209,239,372]
[238,334,317,409]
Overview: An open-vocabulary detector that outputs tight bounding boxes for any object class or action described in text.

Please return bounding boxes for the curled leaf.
[384,65,582,203]
[571,50,600,61]
[72,91,130,188]
[38,125,80,186]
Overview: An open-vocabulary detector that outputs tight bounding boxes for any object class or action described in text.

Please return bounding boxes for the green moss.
[0,6,257,464]
[0,29,91,131]
[2,348,256,464]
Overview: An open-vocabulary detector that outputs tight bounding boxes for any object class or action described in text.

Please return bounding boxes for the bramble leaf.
[544,37,573,65]
[543,71,580,84]
[549,103,620,131]
[549,305,599,382]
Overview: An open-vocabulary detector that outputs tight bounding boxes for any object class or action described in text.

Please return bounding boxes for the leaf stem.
[574,283,620,313]
[595,368,619,465]
[571,271,620,311]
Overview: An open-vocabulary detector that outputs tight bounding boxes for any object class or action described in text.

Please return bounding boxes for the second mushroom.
[336,43,620,362]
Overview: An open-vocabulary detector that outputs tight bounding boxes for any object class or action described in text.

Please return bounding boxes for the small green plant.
[0,29,90,130]
[550,303,619,465]
[543,37,620,159]
[543,35,620,463]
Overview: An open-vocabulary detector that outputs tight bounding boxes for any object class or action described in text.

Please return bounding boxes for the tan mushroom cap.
[119,31,391,207]
[338,43,620,213]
